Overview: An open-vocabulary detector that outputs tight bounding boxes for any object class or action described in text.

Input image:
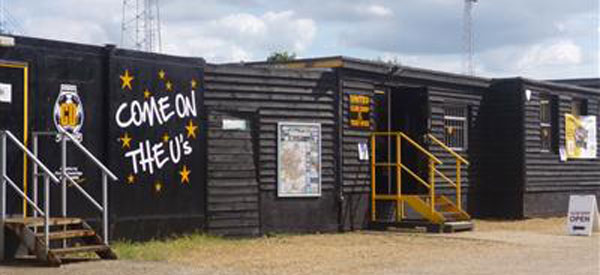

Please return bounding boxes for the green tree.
[266,51,297,63]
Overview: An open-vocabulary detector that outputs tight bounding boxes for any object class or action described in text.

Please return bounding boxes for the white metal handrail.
[1,130,59,258]
[60,131,118,245]
[4,131,59,182]
[3,175,45,215]
[64,175,103,211]
[60,131,118,181]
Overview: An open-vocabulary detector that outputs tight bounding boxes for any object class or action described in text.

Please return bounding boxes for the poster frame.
[277,121,322,198]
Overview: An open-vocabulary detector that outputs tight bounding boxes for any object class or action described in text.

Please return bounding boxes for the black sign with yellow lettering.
[349,94,371,128]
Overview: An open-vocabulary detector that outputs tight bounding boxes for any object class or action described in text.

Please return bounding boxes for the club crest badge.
[53,84,84,141]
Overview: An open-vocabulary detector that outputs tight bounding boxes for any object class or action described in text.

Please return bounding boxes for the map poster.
[565,114,597,159]
[277,122,321,197]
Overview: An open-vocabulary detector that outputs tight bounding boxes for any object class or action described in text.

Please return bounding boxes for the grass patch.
[112,233,229,261]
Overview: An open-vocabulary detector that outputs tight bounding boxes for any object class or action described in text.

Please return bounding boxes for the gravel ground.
[1,217,598,275]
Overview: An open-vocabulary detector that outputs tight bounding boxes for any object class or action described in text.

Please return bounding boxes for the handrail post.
[429,159,435,213]
[44,175,50,254]
[370,135,376,222]
[33,135,38,230]
[61,135,67,248]
[0,132,6,260]
[396,134,402,222]
[456,161,462,212]
[102,172,108,245]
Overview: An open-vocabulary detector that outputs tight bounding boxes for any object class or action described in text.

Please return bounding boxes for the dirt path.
[1,218,598,275]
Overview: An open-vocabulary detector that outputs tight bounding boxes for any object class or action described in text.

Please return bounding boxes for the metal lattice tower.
[121,0,162,52]
[0,0,24,35]
[463,0,478,76]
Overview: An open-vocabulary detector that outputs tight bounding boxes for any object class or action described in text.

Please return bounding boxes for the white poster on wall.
[565,114,597,159]
[277,122,321,197]
[0,82,11,103]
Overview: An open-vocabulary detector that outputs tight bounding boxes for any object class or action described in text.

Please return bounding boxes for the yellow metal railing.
[370,132,468,222]
[370,132,442,222]
[427,134,469,212]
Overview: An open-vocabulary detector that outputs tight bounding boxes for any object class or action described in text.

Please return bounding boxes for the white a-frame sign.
[567,195,600,236]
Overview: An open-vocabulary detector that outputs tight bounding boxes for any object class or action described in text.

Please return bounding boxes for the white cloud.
[516,40,582,70]
[163,10,316,62]
[24,18,110,45]
[5,0,597,78]
[363,5,393,17]
[380,52,465,74]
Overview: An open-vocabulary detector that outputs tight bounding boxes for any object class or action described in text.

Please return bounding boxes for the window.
[571,98,587,116]
[540,94,555,152]
[444,105,468,151]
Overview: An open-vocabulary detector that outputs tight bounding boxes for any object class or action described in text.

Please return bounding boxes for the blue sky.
[5,0,600,79]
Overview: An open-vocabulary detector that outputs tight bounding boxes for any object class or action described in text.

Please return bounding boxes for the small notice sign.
[358,142,369,161]
[0,82,11,103]
[567,195,600,236]
[222,119,247,130]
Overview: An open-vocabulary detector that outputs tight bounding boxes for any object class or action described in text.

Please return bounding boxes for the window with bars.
[539,95,553,152]
[444,105,468,151]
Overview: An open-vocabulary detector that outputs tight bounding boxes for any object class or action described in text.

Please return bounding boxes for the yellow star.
[119,132,132,149]
[126,173,135,184]
[191,79,198,89]
[165,80,173,91]
[162,132,170,143]
[144,89,152,99]
[179,165,191,184]
[158,70,166,80]
[185,120,198,139]
[154,181,163,193]
[120,70,134,90]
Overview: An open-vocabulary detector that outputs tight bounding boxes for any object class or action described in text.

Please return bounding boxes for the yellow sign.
[565,114,597,159]
[59,102,79,127]
[349,94,371,128]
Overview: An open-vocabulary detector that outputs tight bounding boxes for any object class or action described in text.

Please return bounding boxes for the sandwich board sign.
[567,195,600,236]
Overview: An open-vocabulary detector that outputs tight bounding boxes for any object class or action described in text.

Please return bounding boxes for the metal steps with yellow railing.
[370,132,472,232]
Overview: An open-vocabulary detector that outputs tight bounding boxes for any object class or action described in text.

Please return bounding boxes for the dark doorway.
[0,62,28,216]
[372,87,429,219]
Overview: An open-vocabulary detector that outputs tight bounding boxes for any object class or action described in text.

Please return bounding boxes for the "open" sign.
[567,195,599,236]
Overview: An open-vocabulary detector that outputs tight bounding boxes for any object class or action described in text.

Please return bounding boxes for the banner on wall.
[565,114,597,159]
[277,122,321,197]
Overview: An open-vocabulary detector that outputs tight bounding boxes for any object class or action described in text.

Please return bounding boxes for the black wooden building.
[0,36,599,241]
[480,78,600,218]
[244,56,491,229]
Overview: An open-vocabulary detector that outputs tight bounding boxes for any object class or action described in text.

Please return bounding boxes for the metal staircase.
[0,130,118,266]
[370,132,473,232]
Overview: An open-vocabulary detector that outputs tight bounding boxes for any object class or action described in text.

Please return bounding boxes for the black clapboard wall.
[487,79,600,217]
[340,77,375,230]
[520,79,600,216]
[204,64,339,234]
[206,110,260,236]
[106,49,206,239]
[479,80,525,218]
